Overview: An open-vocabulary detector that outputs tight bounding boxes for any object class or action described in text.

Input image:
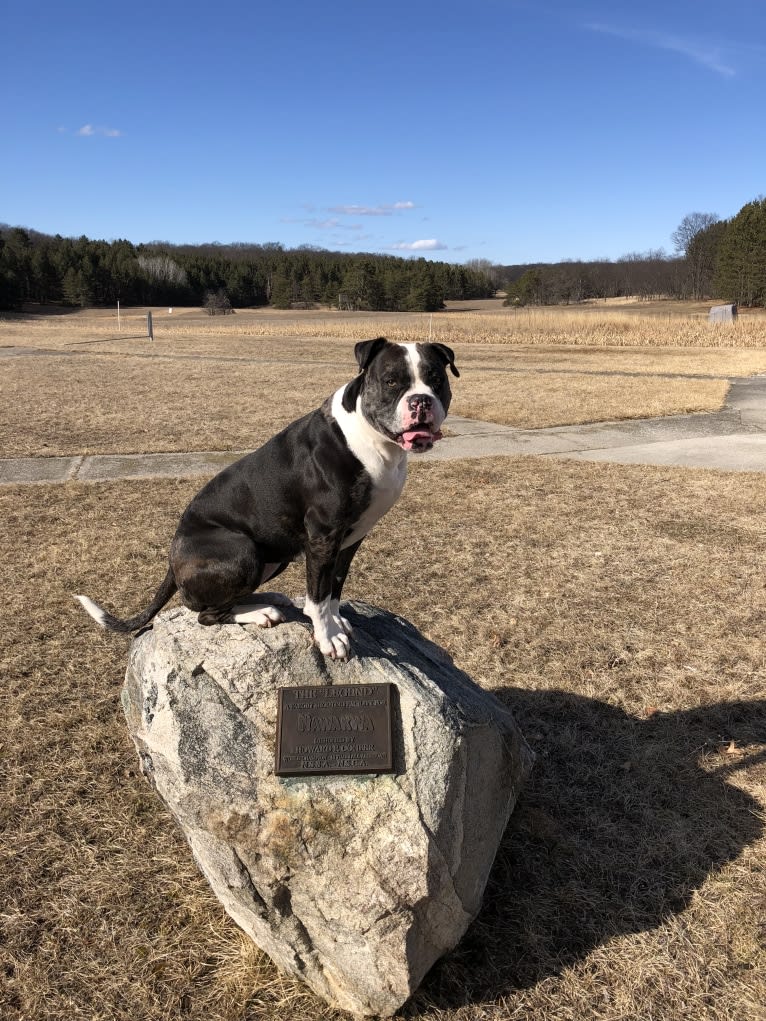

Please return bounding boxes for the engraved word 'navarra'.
[298,713,374,733]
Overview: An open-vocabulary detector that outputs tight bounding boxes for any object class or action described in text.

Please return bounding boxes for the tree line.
[499,251,687,306]
[500,197,766,308]
[4,195,766,313]
[0,229,495,312]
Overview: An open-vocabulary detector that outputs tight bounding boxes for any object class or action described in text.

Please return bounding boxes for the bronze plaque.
[275,683,394,776]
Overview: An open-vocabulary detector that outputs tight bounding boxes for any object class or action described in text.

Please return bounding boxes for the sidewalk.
[3,376,766,484]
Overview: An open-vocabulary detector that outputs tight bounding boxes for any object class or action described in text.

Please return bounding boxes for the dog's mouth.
[395,427,443,452]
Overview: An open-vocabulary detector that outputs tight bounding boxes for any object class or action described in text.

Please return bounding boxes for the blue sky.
[3,0,765,264]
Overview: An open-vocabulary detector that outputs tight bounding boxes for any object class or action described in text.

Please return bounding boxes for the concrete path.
[3,376,766,485]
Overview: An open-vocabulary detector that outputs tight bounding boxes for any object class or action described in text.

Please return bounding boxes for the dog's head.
[342,337,459,453]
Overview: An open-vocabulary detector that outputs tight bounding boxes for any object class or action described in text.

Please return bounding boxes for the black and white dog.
[76,337,459,659]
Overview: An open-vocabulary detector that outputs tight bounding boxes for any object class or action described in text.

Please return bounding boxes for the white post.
[117,300,121,332]
[147,311,154,342]
[428,314,433,340]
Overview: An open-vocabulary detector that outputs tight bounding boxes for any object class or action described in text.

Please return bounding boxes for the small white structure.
[709,303,737,323]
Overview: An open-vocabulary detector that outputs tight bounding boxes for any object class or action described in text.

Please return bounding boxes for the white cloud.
[75,123,122,137]
[586,22,736,76]
[388,239,448,252]
[305,218,362,231]
[328,201,416,216]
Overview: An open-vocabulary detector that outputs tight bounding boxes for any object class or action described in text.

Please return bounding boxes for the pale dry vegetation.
[3,305,764,457]
[0,352,730,457]
[2,305,766,1020]
[5,301,766,353]
[2,458,765,1021]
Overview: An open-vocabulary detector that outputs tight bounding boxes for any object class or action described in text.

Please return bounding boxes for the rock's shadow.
[407,689,766,1012]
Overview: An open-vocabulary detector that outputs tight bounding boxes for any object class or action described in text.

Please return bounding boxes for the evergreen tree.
[269,270,292,309]
[715,198,766,306]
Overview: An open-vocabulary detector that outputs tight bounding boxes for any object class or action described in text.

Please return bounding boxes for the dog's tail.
[75,567,178,634]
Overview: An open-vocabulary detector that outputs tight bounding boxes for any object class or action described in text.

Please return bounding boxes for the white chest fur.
[330,387,408,548]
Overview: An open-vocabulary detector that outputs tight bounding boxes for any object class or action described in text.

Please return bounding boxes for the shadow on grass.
[406,689,765,1013]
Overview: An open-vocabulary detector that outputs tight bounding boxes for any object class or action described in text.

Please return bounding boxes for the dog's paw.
[231,604,286,628]
[304,596,353,659]
[316,628,351,660]
[334,612,353,636]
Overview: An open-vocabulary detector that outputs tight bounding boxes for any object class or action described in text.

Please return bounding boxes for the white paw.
[231,604,286,628]
[316,628,351,660]
[304,596,352,659]
[333,613,353,636]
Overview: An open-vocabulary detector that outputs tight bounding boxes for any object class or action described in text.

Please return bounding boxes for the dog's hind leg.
[171,530,283,628]
[195,599,289,627]
[229,560,294,625]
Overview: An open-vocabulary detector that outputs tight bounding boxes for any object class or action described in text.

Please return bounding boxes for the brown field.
[2,303,764,456]
[5,297,766,353]
[2,305,766,1020]
[0,350,730,457]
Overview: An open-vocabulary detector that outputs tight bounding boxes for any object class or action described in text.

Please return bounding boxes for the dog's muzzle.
[396,393,444,452]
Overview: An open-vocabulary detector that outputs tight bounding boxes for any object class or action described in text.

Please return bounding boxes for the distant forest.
[0,230,494,313]
[500,197,766,308]
[2,195,765,312]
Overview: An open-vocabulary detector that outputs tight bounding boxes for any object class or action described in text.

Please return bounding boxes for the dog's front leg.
[326,539,363,640]
[304,529,351,660]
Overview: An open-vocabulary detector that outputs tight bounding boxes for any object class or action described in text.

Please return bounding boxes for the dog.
[76,337,459,659]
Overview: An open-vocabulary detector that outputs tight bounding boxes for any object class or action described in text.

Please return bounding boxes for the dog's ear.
[431,342,460,378]
[354,337,388,371]
[342,373,364,412]
[344,337,390,411]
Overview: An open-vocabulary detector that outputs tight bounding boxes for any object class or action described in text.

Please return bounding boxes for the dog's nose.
[406,394,434,421]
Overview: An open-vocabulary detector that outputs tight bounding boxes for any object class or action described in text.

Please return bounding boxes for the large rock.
[122,601,532,1017]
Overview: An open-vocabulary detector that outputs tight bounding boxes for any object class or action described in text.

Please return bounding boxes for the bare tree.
[671,212,721,299]
[671,213,719,256]
[464,258,503,288]
[137,254,187,285]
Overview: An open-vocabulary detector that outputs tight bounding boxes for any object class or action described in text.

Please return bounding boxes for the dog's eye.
[385,378,398,389]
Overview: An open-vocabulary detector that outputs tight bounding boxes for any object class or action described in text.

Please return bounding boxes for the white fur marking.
[402,342,423,386]
[330,386,407,548]
[75,594,106,627]
[396,342,446,434]
[305,594,351,659]
[329,598,353,635]
[231,604,286,627]
[331,385,404,480]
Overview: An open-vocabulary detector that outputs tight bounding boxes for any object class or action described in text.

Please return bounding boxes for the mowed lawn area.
[2,306,765,1021]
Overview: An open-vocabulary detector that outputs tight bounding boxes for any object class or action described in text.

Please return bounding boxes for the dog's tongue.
[399,428,443,451]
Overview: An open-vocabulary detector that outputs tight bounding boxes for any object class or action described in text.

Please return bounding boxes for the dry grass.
[3,308,762,457]
[0,352,730,456]
[2,305,766,1018]
[2,457,766,1021]
[455,371,728,429]
[0,354,343,457]
[5,300,766,352]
